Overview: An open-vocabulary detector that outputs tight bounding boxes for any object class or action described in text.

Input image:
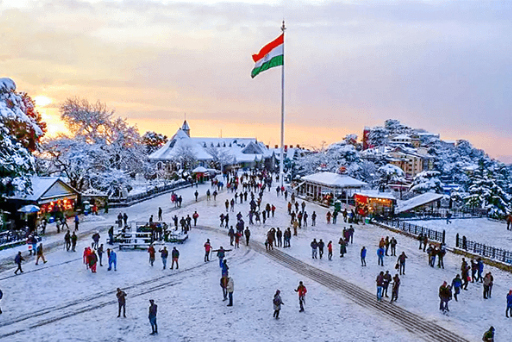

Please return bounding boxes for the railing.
[0,230,41,251]
[456,234,512,264]
[108,180,189,207]
[377,219,445,243]
[398,209,483,220]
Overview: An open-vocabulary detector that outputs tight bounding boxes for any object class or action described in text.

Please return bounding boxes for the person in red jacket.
[193,211,199,226]
[204,239,211,262]
[295,281,307,312]
[148,244,156,267]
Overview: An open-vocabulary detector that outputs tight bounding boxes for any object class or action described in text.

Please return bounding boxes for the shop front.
[354,190,396,218]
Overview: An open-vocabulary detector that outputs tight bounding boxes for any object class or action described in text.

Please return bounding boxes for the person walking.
[273,290,284,319]
[148,244,156,266]
[318,239,325,259]
[88,250,98,273]
[220,276,228,301]
[390,274,400,302]
[14,251,24,275]
[506,290,512,318]
[377,246,384,267]
[244,227,251,246]
[116,288,127,318]
[390,237,397,256]
[193,211,199,227]
[295,281,307,312]
[0,288,2,314]
[382,271,392,298]
[97,244,104,267]
[327,241,333,261]
[148,300,158,335]
[483,272,494,299]
[159,247,168,270]
[74,214,79,231]
[71,231,77,252]
[310,239,318,259]
[397,252,407,275]
[92,231,100,250]
[311,211,316,226]
[35,243,47,265]
[171,247,179,269]
[204,239,211,262]
[451,274,462,301]
[158,207,162,221]
[108,249,117,271]
[361,246,367,266]
[338,238,347,258]
[439,281,451,313]
[226,276,234,307]
[376,271,385,301]
[64,231,71,251]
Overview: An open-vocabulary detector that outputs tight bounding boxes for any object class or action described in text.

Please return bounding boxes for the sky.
[1,0,511,162]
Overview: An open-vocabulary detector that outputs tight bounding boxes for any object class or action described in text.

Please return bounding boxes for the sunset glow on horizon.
[3,0,511,163]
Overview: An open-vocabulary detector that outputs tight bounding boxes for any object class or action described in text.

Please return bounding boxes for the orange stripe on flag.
[252,34,284,63]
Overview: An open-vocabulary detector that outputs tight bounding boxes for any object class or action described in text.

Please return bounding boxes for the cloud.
[1,0,511,161]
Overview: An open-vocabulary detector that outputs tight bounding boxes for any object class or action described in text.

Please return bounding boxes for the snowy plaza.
[1,181,511,342]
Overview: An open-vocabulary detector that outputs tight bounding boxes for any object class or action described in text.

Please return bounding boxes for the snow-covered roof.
[148,128,275,165]
[192,166,208,173]
[9,176,79,202]
[392,134,411,140]
[354,190,396,200]
[149,129,214,161]
[302,172,366,188]
[396,192,445,213]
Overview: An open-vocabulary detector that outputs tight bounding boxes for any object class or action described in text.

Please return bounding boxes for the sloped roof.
[302,172,366,188]
[149,129,213,161]
[9,176,79,202]
[396,192,444,213]
[354,190,396,200]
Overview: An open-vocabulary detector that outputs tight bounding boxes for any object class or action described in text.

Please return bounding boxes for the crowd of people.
[5,169,505,340]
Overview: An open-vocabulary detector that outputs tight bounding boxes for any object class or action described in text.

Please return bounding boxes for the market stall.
[354,190,396,217]
[299,172,366,206]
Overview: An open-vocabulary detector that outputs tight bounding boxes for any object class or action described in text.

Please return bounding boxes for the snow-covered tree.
[368,126,388,147]
[142,131,168,154]
[41,98,144,195]
[174,145,197,170]
[410,171,444,194]
[204,145,235,171]
[377,164,405,190]
[0,78,45,200]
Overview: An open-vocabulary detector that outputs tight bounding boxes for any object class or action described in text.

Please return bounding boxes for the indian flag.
[251,34,284,78]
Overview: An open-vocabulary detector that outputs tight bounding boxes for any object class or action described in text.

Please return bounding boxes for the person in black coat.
[14,252,24,274]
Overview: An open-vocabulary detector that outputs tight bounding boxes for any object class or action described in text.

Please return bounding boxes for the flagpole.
[279,20,286,188]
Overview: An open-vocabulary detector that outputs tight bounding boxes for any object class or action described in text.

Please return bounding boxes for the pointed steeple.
[182,120,190,137]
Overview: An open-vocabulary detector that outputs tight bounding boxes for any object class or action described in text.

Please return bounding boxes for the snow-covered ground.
[405,218,512,251]
[0,179,510,341]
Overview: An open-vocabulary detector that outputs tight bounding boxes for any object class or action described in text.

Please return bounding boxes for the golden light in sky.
[33,95,52,107]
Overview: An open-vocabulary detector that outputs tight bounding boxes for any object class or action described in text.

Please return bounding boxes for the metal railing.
[108,180,189,207]
[399,209,483,220]
[456,234,512,264]
[377,219,445,243]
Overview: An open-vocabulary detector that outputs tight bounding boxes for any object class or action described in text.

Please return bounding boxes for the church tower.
[182,120,190,137]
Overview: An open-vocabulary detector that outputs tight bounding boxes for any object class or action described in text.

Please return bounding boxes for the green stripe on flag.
[251,55,284,78]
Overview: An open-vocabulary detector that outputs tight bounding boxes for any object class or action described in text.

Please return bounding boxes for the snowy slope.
[0,178,510,341]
